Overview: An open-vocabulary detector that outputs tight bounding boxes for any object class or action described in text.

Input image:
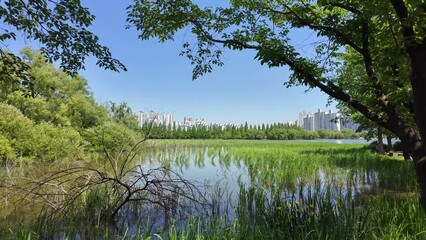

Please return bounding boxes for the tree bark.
[389,0,426,211]
[402,141,411,161]
[377,127,384,154]
[407,45,426,211]
[390,121,426,210]
[406,136,426,211]
[387,136,393,151]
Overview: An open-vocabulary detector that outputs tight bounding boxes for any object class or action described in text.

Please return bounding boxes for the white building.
[298,109,358,132]
[137,111,174,127]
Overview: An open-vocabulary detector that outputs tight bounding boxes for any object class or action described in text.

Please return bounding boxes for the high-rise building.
[136,111,174,127]
[298,111,307,128]
[298,109,358,132]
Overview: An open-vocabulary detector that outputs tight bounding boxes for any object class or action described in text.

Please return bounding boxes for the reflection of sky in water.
[277,139,396,144]
[124,145,386,234]
[140,148,250,196]
[138,146,381,204]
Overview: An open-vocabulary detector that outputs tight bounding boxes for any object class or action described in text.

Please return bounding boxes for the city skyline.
[6,1,336,125]
[135,108,358,132]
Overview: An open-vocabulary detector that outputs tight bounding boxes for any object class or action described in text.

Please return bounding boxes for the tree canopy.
[0,0,126,91]
[126,0,426,209]
[0,49,139,162]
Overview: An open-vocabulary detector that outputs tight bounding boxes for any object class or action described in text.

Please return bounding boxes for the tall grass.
[1,140,424,239]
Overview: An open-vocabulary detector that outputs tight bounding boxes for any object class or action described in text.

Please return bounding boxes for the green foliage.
[107,102,139,130]
[0,102,85,162]
[0,0,126,92]
[31,122,84,161]
[0,102,35,157]
[2,49,109,130]
[144,122,357,140]
[0,49,132,162]
[317,129,355,139]
[0,134,14,160]
[84,121,141,154]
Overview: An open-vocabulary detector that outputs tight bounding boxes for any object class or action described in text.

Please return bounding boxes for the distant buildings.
[179,116,237,130]
[135,109,358,132]
[135,111,236,130]
[297,109,359,132]
[136,111,173,127]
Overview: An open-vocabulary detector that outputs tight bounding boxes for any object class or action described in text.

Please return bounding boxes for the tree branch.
[389,0,417,49]
[262,5,364,54]
[189,20,390,130]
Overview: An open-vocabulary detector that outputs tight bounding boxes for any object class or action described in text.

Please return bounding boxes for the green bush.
[0,103,35,158]
[0,103,84,161]
[84,121,142,154]
[0,134,14,160]
[32,122,84,161]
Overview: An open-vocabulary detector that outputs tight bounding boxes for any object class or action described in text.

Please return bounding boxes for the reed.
[1,140,424,239]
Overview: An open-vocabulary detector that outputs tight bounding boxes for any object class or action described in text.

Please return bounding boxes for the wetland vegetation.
[0,50,424,239]
[3,1,426,239]
[1,140,425,239]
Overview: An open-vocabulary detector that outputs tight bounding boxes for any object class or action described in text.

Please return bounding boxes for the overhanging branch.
[189,20,390,130]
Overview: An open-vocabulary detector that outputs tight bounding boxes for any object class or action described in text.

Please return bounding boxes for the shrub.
[0,103,35,158]
[0,103,84,162]
[0,134,14,160]
[84,121,142,154]
[32,122,84,161]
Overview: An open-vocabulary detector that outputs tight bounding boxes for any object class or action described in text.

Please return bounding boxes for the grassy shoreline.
[1,140,424,239]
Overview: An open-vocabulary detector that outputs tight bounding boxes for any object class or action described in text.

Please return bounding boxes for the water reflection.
[141,146,385,192]
[131,145,391,228]
[0,142,417,238]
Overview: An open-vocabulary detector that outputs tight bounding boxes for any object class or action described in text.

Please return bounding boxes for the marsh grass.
[1,140,425,239]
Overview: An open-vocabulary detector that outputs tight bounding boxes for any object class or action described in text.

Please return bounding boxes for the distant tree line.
[142,123,361,140]
[0,49,361,163]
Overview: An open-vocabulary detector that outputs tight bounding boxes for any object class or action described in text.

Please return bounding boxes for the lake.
[1,140,422,239]
[119,140,414,233]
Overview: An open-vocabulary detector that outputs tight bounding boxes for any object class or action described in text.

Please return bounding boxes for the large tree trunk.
[387,136,392,151]
[387,115,426,210]
[407,40,426,211]
[406,136,426,211]
[410,46,426,142]
[377,127,384,154]
[403,146,411,160]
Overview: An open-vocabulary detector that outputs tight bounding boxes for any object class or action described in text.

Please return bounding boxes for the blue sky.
[10,0,336,125]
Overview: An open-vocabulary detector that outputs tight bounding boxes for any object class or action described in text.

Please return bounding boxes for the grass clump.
[1,140,424,239]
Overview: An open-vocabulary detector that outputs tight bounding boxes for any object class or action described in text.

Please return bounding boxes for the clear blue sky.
[11,0,337,125]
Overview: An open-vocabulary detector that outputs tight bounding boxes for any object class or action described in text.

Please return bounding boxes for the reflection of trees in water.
[139,145,415,215]
[1,145,208,237]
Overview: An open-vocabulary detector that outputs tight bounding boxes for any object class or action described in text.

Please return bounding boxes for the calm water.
[277,139,396,144]
[3,140,410,237]
[128,142,387,231]
[140,143,379,194]
[279,139,371,144]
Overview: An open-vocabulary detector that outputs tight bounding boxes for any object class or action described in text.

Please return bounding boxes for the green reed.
[1,140,424,239]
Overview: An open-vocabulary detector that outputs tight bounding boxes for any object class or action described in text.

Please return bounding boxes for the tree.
[84,120,140,155]
[0,102,84,162]
[127,1,426,210]
[0,0,126,91]
[2,49,109,130]
[107,102,139,130]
